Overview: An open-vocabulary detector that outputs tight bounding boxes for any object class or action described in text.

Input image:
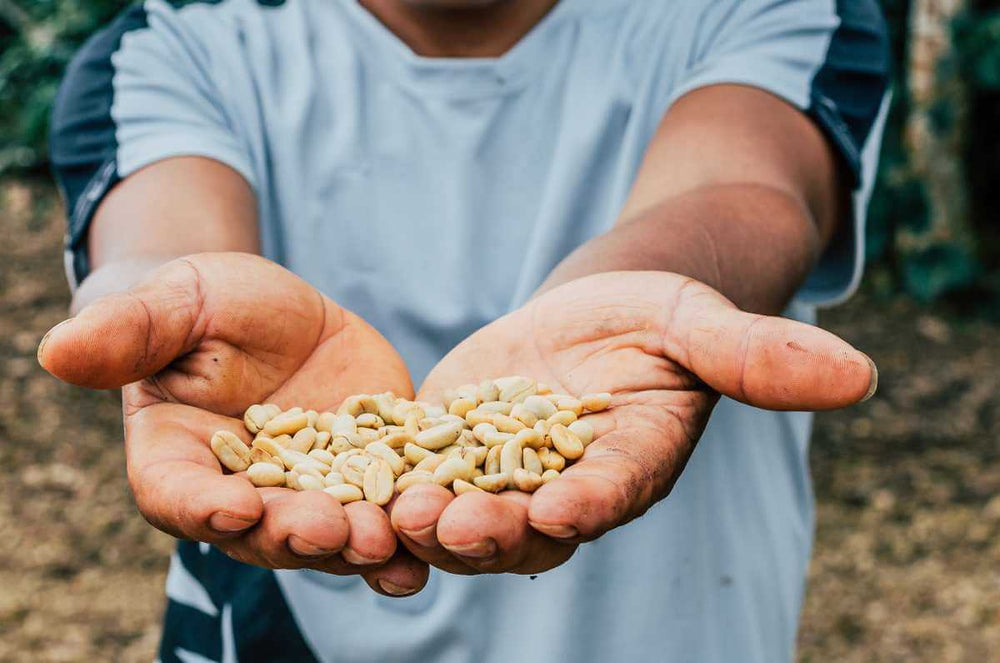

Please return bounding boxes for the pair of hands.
[38,253,875,597]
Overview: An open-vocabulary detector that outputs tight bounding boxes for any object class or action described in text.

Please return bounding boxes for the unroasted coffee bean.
[213,376,614,504]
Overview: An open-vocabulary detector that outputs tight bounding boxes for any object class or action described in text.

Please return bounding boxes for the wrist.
[537,183,821,314]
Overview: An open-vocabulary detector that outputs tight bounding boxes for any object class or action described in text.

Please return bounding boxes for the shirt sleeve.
[668,0,891,307]
[49,0,257,289]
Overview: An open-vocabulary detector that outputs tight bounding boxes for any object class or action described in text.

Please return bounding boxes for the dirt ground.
[0,178,997,662]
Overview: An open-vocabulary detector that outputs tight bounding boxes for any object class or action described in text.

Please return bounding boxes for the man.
[39,0,889,661]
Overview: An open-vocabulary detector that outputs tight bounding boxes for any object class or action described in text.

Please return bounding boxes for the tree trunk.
[903,0,974,258]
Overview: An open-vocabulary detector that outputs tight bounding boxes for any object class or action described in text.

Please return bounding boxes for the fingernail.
[444,539,497,559]
[209,512,256,533]
[287,534,336,557]
[861,353,878,402]
[36,319,72,363]
[378,579,417,597]
[530,522,578,539]
[342,547,384,565]
[399,523,437,547]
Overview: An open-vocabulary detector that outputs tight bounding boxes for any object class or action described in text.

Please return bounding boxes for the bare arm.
[393,84,873,575]
[69,156,259,313]
[537,84,851,314]
[47,156,430,596]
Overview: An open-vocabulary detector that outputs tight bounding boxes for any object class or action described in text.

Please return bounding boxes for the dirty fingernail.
[209,512,257,533]
[37,319,72,362]
[287,534,336,557]
[861,353,878,402]
[399,523,437,547]
[530,522,578,539]
[444,539,497,559]
[342,547,385,566]
[378,579,417,597]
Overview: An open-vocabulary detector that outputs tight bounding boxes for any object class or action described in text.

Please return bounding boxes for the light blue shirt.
[51,1,890,661]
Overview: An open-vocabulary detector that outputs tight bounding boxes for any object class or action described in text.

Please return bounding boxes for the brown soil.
[0,178,996,662]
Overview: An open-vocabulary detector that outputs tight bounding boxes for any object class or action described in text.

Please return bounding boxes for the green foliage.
[0,0,130,168]
[0,0,996,301]
[954,9,1000,90]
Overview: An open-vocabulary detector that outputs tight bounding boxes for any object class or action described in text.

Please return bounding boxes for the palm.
[40,253,427,596]
[396,271,875,575]
[419,273,718,513]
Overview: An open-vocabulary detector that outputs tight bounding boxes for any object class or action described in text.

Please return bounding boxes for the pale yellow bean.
[324,472,345,487]
[366,441,406,476]
[453,479,484,495]
[363,459,395,505]
[289,427,317,453]
[500,438,523,478]
[538,448,566,472]
[512,468,543,492]
[541,469,560,484]
[324,484,364,504]
[338,394,378,417]
[473,473,510,493]
[477,379,499,404]
[210,431,251,472]
[556,397,584,416]
[433,457,473,486]
[568,420,594,447]
[581,392,613,412]
[414,453,447,474]
[547,410,578,427]
[510,403,538,428]
[485,444,503,475]
[522,447,543,475]
[493,413,527,434]
[549,424,584,460]
[523,395,557,421]
[513,428,544,450]
[396,470,436,492]
[494,376,536,403]
[263,412,309,437]
[247,462,285,487]
[298,474,324,491]
[448,397,477,419]
[356,413,384,429]
[415,422,463,451]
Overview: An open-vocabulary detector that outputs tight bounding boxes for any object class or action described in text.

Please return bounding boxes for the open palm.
[392,271,875,575]
[39,253,428,596]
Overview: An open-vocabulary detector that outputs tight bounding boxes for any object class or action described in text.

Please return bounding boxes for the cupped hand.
[38,253,428,597]
[391,271,876,575]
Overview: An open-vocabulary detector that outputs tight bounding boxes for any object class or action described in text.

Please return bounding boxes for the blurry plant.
[0,0,130,170]
[865,0,999,303]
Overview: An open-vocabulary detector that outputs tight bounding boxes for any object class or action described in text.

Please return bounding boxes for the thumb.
[38,260,203,389]
[673,289,877,411]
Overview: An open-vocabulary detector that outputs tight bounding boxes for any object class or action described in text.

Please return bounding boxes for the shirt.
[50,1,890,661]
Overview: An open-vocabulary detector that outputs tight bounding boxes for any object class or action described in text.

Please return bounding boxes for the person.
[38,0,889,661]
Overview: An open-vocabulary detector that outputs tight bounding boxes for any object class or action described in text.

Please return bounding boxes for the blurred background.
[0,1,997,661]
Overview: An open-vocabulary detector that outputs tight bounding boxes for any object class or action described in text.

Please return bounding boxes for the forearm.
[536,182,826,315]
[69,157,260,313]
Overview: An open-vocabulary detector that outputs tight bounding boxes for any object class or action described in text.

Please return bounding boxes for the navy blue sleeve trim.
[49,6,148,286]
[807,0,890,187]
[159,542,320,663]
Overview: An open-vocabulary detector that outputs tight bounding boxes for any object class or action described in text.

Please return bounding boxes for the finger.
[390,484,476,574]
[125,404,264,542]
[37,259,205,389]
[671,281,876,410]
[238,489,350,567]
[337,501,397,566]
[362,548,431,597]
[528,408,690,542]
[437,491,577,573]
